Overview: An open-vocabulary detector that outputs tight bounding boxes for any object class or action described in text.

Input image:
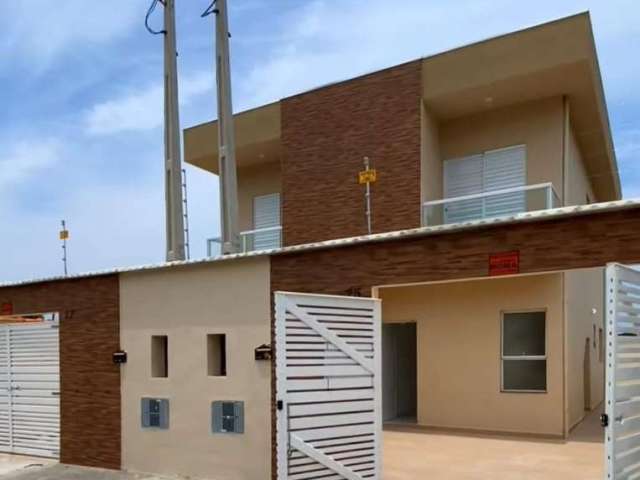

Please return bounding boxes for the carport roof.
[1,198,639,289]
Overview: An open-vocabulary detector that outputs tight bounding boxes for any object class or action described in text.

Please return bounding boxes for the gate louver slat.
[276,292,381,480]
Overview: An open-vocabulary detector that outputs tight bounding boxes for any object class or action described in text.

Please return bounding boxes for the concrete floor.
[0,410,603,479]
[0,463,180,480]
[0,454,55,476]
[384,409,604,480]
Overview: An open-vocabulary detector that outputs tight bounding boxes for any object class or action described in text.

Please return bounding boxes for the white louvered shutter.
[252,193,281,250]
[443,155,483,223]
[443,146,527,223]
[483,146,526,218]
[0,332,9,452]
[0,322,60,458]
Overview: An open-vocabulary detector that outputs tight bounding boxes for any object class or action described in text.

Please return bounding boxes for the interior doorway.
[383,322,417,422]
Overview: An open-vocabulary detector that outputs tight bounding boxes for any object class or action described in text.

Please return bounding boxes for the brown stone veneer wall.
[269,206,640,478]
[280,60,423,246]
[0,275,121,469]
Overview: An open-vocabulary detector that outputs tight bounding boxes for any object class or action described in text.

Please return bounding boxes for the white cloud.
[0,140,61,189]
[85,71,213,135]
[237,0,640,109]
[0,157,219,283]
[0,0,147,67]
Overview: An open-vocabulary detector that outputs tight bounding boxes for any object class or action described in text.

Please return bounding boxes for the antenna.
[59,220,69,276]
[203,0,240,254]
[146,0,187,262]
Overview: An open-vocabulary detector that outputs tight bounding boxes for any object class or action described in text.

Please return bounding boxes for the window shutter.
[141,398,169,429]
[252,193,281,250]
[159,399,170,429]
[443,146,527,223]
[212,401,223,433]
[483,146,526,217]
[141,399,151,428]
[234,401,244,434]
[443,155,483,223]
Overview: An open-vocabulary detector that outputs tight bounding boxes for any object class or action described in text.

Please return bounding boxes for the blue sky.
[0,0,638,283]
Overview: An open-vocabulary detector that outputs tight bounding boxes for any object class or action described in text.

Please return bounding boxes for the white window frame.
[500,309,547,394]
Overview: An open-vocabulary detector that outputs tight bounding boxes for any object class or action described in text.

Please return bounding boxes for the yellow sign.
[59,230,69,240]
[358,169,377,184]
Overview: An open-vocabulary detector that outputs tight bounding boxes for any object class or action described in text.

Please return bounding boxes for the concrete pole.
[214,0,240,254]
[164,0,186,261]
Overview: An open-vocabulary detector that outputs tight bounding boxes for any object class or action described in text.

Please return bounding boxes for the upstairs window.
[252,193,281,250]
[443,145,526,223]
[501,311,547,392]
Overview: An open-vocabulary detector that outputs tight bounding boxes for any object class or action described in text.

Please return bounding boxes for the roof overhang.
[183,101,281,174]
[421,12,620,201]
[183,13,620,200]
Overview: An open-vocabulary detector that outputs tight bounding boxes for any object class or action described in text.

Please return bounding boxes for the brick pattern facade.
[272,208,640,295]
[0,275,121,470]
[280,61,423,246]
[269,206,640,477]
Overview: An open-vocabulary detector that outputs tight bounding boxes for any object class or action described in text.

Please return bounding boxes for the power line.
[145,0,167,35]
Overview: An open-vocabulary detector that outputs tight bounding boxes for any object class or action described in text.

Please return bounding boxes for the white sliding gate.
[275,292,382,480]
[605,264,640,479]
[0,320,60,458]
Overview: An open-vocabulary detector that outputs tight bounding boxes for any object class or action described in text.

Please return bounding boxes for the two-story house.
[1,11,639,480]
[184,12,618,438]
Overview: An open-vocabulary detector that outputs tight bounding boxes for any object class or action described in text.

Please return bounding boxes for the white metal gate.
[605,264,640,479]
[0,320,60,458]
[275,292,382,480]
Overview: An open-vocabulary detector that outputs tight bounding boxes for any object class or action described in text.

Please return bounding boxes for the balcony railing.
[207,225,283,256]
[422,182,560,227]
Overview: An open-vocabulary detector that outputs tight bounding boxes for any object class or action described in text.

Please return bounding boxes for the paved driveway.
[0,410,603,480]
[384,409,604,480]
[0,463,173,480]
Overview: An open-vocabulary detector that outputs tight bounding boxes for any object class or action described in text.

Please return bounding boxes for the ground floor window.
[501,311,546,392]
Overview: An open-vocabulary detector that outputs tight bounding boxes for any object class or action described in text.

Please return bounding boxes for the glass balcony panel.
[423,183,559,227]
[207,226,282,256]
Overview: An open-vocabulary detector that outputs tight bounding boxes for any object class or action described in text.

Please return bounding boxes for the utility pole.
[146,0,187,262]
[163,0,187,261]
[204,0,240,254]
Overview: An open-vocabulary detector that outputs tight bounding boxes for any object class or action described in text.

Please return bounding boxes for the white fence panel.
[606,264,640,480]
[276,292,381,480]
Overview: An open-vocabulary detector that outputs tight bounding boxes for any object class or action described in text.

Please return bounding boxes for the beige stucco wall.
[421,102,442,203]
[565,268,605,431]
[437,96,565,202]
[379,273,565,436]
[238,161,282,232]
[566,122,597,205]
[120,258,271,480]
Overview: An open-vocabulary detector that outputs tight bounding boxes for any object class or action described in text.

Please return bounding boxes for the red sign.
[489,251,520,276]
[0,302,12,316]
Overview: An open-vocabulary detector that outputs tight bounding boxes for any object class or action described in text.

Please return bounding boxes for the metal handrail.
[207,225,283,256]
[239,225,283,237]
[422,182,556,208]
